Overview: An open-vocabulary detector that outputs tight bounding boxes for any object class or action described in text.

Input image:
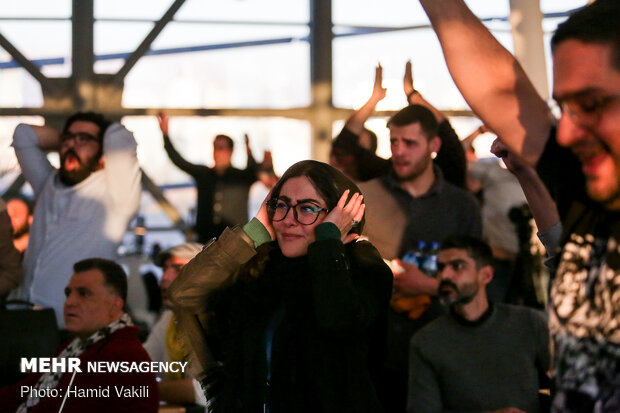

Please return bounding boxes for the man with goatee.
[407,235,549,413]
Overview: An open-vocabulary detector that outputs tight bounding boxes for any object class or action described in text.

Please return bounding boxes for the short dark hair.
[214,134,234,150]
[440,235,493,269]
[362,128,378,153]
[73,258,127,302]
[387,104,438,140]
[62,112,112,138]
[268,160,365,235]
[551,0,620,71]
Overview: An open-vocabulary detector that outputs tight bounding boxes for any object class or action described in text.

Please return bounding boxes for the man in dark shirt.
[420,0,619,410]
[408,236,549,413]
[158,113,258,242]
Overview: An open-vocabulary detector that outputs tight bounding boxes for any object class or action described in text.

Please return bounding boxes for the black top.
[536,130,620,412]
[163,135,258,242]
[207,239,393,413]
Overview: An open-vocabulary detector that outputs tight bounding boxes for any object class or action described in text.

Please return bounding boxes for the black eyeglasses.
[60,132,101,146]
[552,93,620,127]
[266,199,328,225]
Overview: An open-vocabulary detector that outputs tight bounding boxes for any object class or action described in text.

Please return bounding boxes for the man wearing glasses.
[419,0,619,411]
[9,112,141,329]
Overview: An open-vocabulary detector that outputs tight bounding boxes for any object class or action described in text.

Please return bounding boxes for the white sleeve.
[142,313,170,363]
[102,123,142,214]
[12,124,54,196]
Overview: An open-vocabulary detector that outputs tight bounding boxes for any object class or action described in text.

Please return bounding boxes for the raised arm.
[344,63,387,135]
[461,124,488,153]
[243,133,259,180]
[404,60,446,123]
[11,124,56,195]
[404,61,467,187]
[491,138,559,233]
[491,138,561,262]
[419,0,552,166]
[102,123,142,214]
[157,112,204,177]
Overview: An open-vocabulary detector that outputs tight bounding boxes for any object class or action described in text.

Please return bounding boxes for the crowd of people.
[0,0,618,412]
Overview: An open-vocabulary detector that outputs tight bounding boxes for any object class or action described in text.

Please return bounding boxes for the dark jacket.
[163,135,258,242]
[169,227,393,413]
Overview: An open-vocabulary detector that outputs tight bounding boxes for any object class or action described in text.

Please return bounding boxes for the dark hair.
[73,258,127,302]
[62,112,112,138]
[387,104,438,140]
[362,128,378,153]
[551,0,620,70]
[268,160,365,234]
[214,134,234,150]
[439,235,493,269]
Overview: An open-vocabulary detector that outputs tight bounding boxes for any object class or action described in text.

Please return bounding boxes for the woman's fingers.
[343,233,360,244]
[325,191,365,242]
[336,189,350,209]
[353,203,365,223]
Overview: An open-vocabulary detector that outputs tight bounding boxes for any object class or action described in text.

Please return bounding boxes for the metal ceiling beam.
[72,0,94,84]
[113,0,186,83]
[0,31,57,94]
[0,106,474,119]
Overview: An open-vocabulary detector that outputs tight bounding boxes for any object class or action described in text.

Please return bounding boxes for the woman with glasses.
[168,160,392,413]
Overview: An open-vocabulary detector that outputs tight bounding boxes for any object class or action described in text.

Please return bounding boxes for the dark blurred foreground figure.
[169,160,393,413]
[420,0,620,410]
[0,258,158,413]
[408,236,549,413]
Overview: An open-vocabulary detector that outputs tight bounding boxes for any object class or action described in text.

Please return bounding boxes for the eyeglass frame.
[59,131,102,146]
[266,199,329,225]
[552,92,620,127]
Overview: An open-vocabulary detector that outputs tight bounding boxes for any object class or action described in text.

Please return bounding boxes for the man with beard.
[419,0,619,410]
[6,196,33,255]
[9,112,141,328]
[360,104,481,412]
[407,235,549,413]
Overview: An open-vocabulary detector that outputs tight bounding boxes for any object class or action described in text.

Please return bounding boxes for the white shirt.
[10,123,141,327]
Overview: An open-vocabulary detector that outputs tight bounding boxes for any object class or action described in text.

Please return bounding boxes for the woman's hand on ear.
[323,190,365,244]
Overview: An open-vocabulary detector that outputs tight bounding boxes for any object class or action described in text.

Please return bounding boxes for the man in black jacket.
[158,113,258,242]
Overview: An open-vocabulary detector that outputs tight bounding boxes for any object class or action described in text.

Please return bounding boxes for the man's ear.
[110,296,124,314]
[97,157,104,170]
[479,265,494,285]
[430,135,442,154]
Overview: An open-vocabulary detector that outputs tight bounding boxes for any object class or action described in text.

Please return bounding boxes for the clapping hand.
[404,60,415,97]
[372,63,387,102]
